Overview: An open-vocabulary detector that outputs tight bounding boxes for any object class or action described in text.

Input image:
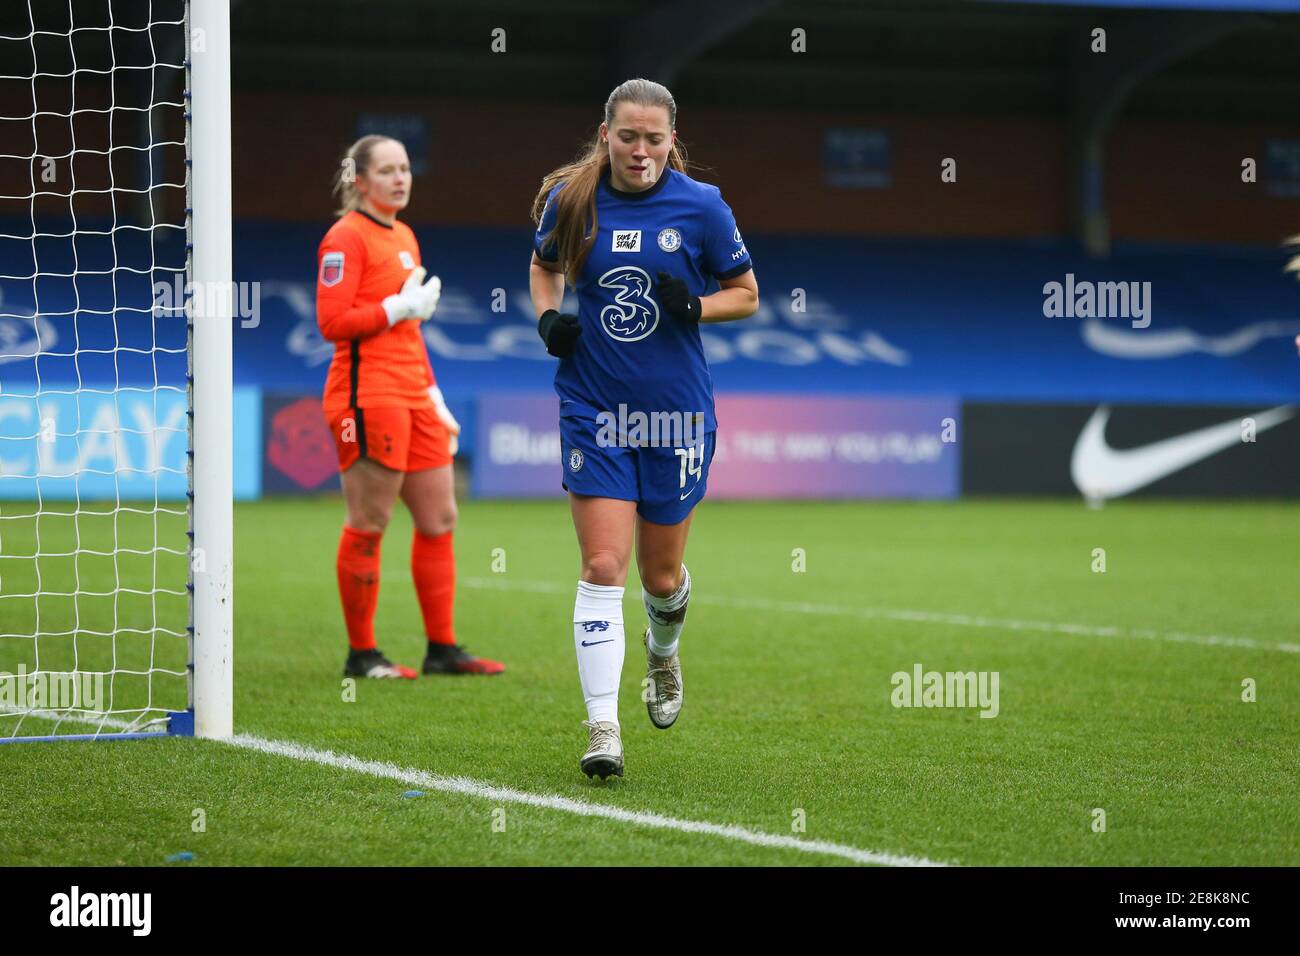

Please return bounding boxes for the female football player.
[529,79,759,778]
[317,134,505,679]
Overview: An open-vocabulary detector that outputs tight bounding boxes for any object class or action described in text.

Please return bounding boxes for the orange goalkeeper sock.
[337,525,383,651]
[412,529,456,646]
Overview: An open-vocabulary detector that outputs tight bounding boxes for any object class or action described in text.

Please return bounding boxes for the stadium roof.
[224,0,1300,121]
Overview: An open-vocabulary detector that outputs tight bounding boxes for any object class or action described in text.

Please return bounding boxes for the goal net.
[0,0,231,741]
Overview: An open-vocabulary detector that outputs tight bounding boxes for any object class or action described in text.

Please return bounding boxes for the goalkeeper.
[315,134,505,679]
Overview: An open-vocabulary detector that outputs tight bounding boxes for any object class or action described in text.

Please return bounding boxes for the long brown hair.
[531,79,689,286]
[332,134,399,216]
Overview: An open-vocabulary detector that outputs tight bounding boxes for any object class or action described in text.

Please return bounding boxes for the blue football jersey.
[534,168,752,433]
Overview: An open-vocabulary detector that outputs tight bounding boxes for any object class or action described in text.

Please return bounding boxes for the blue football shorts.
[559,406,717,526]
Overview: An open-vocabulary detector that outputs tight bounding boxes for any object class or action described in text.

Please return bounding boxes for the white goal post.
[189,0,233,739]
[0,0,231,742]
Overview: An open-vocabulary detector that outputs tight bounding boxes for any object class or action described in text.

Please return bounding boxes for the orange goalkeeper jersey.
[317,210,435,413]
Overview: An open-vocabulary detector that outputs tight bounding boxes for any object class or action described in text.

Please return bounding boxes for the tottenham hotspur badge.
[569,448,584,472]
[657,228,682,253]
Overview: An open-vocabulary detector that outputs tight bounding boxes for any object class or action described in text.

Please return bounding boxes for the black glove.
[537,309,581,358]
[656,272,701,324]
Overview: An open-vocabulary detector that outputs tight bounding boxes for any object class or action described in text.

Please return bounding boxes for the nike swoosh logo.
[580,639,614,647]
[1070,405,1294,500]
[679,487,696,501]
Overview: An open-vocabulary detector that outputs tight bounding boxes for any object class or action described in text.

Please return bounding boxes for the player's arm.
[699,268,758,324]
[530,188,567,316]
[530,251,565,314]
[531,252,581,357]
[530,187,581,357]
[676,188,758,324]
[656,266,758,325]
[316,230,388,341]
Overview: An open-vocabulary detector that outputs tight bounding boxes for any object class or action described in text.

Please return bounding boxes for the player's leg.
[337,457,413,678]
[569,492,637,778]
[632,432,716,727]
[560,409,640,777]
[635,511,692,728]
[637,509,693,650]
[330,406,416,679]
[400,451,504,675]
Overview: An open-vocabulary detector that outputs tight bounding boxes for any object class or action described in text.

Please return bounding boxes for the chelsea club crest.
[569,449,584,472]
[657,228,682,253]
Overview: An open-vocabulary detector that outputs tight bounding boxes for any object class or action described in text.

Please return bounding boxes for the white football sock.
[643,564,690,659]
[573,580,625,726]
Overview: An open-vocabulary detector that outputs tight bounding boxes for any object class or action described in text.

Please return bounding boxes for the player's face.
[601,103,674,193]
[358,140,412,214]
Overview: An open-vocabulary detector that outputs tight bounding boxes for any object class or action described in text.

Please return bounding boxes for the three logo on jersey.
[598,228,687,344]
[598,267,659,342]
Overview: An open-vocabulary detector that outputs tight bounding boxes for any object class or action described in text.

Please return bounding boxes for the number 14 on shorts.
[676,445,703,499]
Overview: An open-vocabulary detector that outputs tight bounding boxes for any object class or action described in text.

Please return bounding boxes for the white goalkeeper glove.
[429,384,461,457]
[383,267,442,325]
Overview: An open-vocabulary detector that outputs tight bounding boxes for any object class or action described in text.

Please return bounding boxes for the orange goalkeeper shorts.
[327,406,453,473]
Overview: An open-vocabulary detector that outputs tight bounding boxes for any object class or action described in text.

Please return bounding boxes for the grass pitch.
[1,496,1297,866]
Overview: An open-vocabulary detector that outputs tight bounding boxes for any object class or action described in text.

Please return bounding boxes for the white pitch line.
[460,576,1299,655]
[6,708,948,865]
[226,733,948,867]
